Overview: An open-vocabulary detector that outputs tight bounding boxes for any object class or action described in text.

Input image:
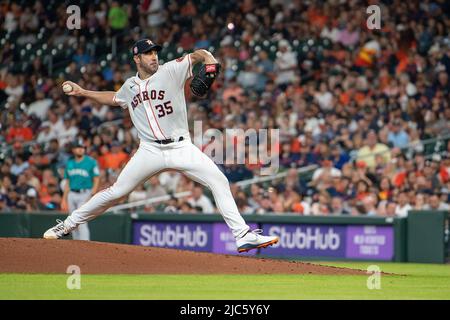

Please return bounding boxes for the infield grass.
[0,262,449,299]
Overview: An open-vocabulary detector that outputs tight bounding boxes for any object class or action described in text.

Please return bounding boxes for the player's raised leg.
[170,142,278,252]
[43,145,165,239]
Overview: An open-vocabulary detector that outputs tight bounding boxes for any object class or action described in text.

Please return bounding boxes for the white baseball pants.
[65,138,250,238]
[67,189,91,241]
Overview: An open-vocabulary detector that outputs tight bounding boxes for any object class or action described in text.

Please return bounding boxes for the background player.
[61,139,100,241]
[43,39,278,253]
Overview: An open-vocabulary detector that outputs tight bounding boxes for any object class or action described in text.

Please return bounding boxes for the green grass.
[1,262,449,299]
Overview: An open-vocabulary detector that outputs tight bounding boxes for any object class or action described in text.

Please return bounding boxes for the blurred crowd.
[0,0,449,216]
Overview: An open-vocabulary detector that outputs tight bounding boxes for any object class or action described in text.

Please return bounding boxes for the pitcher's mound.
[0,238,365,275]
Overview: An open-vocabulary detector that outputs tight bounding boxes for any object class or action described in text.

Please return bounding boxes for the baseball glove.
[190,63,221,97]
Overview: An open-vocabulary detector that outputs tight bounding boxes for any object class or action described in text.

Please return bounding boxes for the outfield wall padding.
[407,211,449,264]
[0,212,130,244]
[0,211,447,263]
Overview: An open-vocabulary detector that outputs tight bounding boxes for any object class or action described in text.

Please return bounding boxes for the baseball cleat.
[43,219,71,239]
[236,229,279,253]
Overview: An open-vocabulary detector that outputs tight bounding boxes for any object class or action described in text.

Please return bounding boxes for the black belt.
[155,136,184,145]
[71,189,90,193]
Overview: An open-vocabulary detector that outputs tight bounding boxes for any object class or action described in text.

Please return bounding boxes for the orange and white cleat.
[236,229,279,253]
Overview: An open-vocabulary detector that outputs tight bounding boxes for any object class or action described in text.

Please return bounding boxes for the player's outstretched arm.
[61,81,120,106]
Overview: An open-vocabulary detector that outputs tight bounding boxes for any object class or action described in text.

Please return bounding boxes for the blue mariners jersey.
[64,156,99,190]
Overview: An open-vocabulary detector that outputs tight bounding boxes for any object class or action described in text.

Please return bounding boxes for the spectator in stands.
[237,61,259,90]
[357,130,391,170]
[314,83,333,111]
[187,185,215,214]
[310,159,341,191]
[330,145,350,170]
[337,21,359,48]
[388,119,410,149]
[267,187,283,213]
[330,196,349,215]
[159,171,181,194]
[395,191,412,217]
[160,195,177,213]
[247,183,261,211]
[236,195,253,215]
[23,166,40,191]
[47,110,65,140]
[36,122,54,144]
[291,192,311,215]
[27,90,52,120]
[413,193,427,210]
[179,201,196,214]
[59,115,79,148]
[128,183,147,203]
[72,47,92,68]
[222,78,244,102]
[10,155,29,176]
[255,51,274,92]
[0,194,10,212]
[6,119,33,143]
[108,1,129,33]
[384,201,398,217]
[25,188,44,212]
[255,191,273,215]
[355,179,370,201]
[4,74,23,106]
[274,39,297,87]
[424,194,450,211]
[101,141,129,170]
[361,193,378,216]
[378,177,393,201]
[146,176,167,199]
[310,191,331,215]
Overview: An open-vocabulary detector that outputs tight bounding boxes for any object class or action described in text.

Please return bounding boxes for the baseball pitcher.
[44,39,278,253]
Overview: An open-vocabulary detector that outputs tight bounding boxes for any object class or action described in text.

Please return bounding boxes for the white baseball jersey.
[113,54,194,142]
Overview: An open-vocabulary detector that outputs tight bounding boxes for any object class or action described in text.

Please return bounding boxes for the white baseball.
[63,84,73,93]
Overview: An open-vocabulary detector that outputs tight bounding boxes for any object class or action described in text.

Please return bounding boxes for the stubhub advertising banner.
[262,224,347,258]
[262,223,394,260]
[133,221,394,260]
[133,221,258,255]
[134,222,213,252]
[345,225,394,260]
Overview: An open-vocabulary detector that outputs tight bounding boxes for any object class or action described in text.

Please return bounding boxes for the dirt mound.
[0,238,366,275]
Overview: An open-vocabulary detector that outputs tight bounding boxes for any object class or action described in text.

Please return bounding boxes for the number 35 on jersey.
[131,89,173,118]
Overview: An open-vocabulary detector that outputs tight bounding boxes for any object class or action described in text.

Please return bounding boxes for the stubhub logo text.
[138,224,210,248]
[268,226,342,251]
